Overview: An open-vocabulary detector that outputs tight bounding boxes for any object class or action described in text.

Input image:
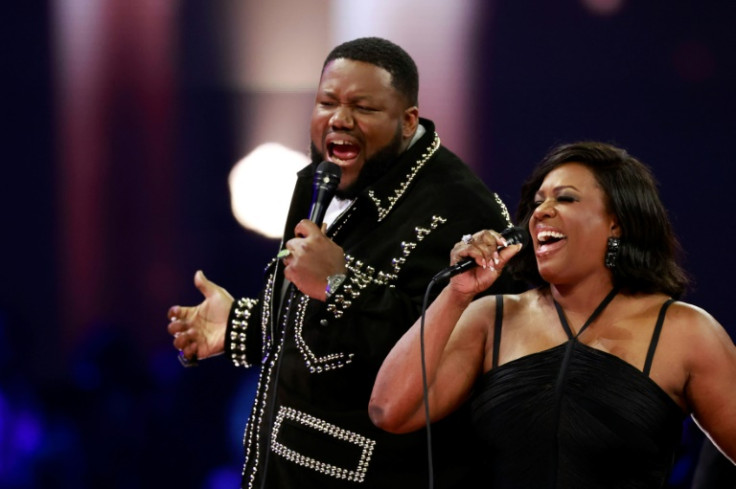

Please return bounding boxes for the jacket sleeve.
[224,295,261,367]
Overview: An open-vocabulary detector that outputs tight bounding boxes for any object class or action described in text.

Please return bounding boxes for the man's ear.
[402,106,419,139]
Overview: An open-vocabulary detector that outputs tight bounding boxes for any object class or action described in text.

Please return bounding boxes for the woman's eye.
[557,195,576,203]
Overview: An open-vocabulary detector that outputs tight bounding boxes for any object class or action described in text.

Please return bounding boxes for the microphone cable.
[259,161,341,489]
[418,275,442,489]
[417,226,527,489]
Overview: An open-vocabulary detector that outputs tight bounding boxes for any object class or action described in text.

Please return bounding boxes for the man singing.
[168,37,522,488]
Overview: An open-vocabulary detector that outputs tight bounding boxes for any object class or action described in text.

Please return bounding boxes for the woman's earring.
[605,237,620,269]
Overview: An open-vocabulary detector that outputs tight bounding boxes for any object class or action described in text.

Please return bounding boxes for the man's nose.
[330,105,354,129]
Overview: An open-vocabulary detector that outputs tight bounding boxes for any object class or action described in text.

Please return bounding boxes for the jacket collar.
[297,117,441,222]
[363,117,439,221]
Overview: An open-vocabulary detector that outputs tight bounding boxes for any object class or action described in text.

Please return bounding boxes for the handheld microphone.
[432,226,528,282]
[308,161,342,226]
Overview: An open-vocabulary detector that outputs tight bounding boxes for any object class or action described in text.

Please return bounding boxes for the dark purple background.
[2,2,733,488]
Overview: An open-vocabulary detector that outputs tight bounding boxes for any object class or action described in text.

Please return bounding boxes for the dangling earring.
[605,237,620,269]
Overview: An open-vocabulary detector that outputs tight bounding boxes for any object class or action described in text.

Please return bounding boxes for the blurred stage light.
[229,143,309,239]
[580,0,625,16]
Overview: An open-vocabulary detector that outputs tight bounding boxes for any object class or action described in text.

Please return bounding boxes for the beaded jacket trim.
[367,132,440,222]
[241,290,295,489]
[271,405,376,483]
[295,294,355,373]
[325,214,448,320]
[493,193,512,228]
[229,297,259,367]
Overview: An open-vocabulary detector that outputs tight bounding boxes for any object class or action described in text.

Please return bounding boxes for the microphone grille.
[315,161,341,181]
[501,226,529,247]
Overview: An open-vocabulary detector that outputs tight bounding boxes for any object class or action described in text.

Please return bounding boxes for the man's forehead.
[318,60,395,94]
[321,58,392,79]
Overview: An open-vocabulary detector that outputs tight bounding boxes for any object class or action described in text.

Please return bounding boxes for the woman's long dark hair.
[509,141,689,298]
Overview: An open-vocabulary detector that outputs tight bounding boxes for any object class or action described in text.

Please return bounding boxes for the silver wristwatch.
[325,273,346,299]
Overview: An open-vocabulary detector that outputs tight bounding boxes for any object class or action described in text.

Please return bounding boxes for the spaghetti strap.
[492,295,503,369]
[553,287,619,340]
[643,299,675,376]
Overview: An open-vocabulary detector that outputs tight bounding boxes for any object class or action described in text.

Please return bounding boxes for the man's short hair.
[323,37,419,107]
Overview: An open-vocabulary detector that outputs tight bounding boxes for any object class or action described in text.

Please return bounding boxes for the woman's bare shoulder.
[661,300,735,369]
[665,301,727,341]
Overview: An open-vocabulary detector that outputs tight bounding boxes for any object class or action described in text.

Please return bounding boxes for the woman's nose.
[532,199,556,219]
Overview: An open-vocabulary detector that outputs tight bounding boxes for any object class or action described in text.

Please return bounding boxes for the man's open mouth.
[328,140,360,162]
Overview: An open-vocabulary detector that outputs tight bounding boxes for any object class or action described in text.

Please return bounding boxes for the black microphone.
[308,161,342,226]
[432,226,528,282]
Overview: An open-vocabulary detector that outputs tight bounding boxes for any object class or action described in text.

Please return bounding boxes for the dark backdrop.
[2,2,733,488]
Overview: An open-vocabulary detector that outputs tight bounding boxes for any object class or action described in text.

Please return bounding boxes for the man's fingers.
[171,329,185,349]
[169,303,197,323]
[172,329,198,354]
[180,338,194,355]
[168,316,190,338]
[193,270,211,295]
[294,219,321,237]
[167,305,180,321]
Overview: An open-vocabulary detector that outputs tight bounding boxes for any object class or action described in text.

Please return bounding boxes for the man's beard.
[310,125,404,200]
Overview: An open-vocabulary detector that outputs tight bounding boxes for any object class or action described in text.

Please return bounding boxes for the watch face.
[326,274,346,297]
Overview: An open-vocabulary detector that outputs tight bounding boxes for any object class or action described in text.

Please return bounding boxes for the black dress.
[470,293,685,489]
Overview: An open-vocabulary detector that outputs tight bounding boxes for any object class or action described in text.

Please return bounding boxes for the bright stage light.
[229,143,309,239]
